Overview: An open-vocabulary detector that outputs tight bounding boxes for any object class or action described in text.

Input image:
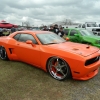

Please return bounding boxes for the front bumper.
[92,31,100,35]
[72,59,100,80]
[73,68,99,80]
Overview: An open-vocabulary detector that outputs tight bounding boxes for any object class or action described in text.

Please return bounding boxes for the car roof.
[9,30,53,37]
[21,30,50,34]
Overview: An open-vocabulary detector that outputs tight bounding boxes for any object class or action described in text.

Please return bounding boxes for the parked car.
[64,28,100,48]
[0,30,100,81]
[78,22,100,35]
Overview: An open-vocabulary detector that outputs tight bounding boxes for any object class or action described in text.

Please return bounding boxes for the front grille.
[85,56,99,66]
[92,29,100,31]
[95,29,100,31]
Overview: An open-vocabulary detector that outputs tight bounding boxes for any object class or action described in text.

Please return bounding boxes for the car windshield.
[87,23,97,27]
[36,32,66,44]
[80,30,95,36]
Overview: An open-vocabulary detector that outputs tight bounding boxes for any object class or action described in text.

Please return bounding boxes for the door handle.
[17,43,19,45]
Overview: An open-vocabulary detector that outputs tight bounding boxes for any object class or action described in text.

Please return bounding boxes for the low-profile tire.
[0,46,8,60]
[47,57,71,81]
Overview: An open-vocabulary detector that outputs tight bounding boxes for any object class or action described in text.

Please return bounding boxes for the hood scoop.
[86,45,90,49]
[72,48,79,51]
[72,45,90,51]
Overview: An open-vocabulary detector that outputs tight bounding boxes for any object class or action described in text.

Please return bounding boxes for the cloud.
[0,0,100,26]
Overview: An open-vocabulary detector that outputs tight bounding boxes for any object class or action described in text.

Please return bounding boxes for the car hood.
[46,42,99,57]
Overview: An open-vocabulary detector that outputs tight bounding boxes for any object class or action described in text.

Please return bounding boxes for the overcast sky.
[0,0,100,26]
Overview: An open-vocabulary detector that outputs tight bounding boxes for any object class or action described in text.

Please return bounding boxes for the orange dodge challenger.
[0,30,100,81]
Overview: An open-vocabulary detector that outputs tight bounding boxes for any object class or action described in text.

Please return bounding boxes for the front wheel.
[47,57,71,81]
[0,46,8,60]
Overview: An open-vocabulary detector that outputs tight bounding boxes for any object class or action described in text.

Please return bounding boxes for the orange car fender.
[39,48,84,73]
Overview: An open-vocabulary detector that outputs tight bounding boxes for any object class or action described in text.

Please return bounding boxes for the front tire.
[0,46,8,60]
[47,57,71,81]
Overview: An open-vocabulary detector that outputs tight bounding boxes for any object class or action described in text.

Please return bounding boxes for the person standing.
[57,27,65,37]
[0,28,3,34]
[11,25,16,33]
[53,24,59,34]
[43,26,48,31]
[49,25,54,32]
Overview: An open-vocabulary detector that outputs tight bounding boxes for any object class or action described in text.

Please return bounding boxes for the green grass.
[0,59,100,100]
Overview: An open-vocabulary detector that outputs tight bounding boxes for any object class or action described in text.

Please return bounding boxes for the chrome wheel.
[0,46,8,60]
[47,57,71,81]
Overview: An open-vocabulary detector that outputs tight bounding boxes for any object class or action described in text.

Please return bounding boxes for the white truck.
[78,22,100,35]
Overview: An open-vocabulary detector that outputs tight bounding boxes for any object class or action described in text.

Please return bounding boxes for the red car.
[0,30,100,81]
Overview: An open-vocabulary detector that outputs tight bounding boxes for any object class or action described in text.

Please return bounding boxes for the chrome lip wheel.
[0,47,7,60]
[48,57,70,80]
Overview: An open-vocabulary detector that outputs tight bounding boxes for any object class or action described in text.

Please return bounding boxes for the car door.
[13,33,41,67]
[68,29,81,42]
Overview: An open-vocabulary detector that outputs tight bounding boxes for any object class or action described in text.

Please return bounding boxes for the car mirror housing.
[74,34,79,37]
[26,40,33,44]
[65,37,70,41]
[26,40,36,47]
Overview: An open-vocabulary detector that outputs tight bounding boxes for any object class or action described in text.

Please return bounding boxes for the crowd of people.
[42,24,66,37]
[0,25,16,36]
[0,24,67,37]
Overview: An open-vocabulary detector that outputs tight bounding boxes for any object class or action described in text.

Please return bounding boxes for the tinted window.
[13,34,21,40]
[82,24,85,28]
[36,32,66,44]
[70,30,77,36]
[78,24,81,28]
[18,34,37,44]
[64,29,69,35]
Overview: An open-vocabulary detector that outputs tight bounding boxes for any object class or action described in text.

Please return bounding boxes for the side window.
[70,30,77,36]
[82,24,85,28]
[64,29,69,35]
[13,33,21,40]
[18,34,38,44]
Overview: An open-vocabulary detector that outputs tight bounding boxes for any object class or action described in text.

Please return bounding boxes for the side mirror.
[26,40,36,47]
[74,34,79,37]
[26,40,33,44]
[65,37,70,41]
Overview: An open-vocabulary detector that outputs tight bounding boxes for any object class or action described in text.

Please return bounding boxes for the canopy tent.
[0,20,18,28]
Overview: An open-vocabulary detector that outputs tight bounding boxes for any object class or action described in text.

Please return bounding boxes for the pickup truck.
[64,28,100,48]
[78,22,100,35]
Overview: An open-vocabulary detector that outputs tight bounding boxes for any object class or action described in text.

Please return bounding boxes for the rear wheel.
[47,57,71,81]
[0,46,8,60]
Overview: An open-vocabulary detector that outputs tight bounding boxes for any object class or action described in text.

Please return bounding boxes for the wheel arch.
[46,56,72,80]
[0,45,9,60]
[46,56,71,73]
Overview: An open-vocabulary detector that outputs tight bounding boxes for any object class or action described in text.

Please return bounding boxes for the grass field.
[0,59,100,100]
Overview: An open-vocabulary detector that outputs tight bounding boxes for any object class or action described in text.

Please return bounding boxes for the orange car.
[0,30,100,81]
